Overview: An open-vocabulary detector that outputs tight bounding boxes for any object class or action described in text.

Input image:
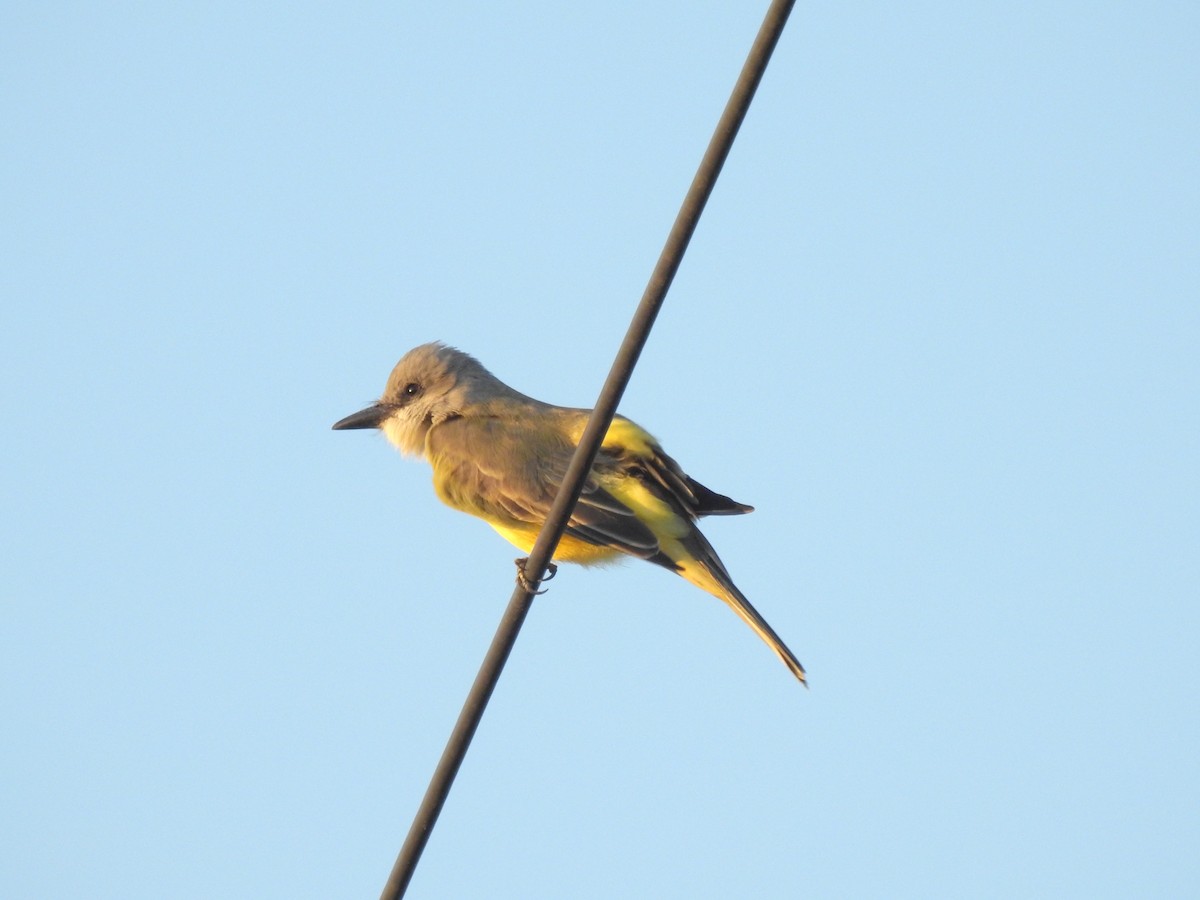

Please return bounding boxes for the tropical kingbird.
[332,342,806,684]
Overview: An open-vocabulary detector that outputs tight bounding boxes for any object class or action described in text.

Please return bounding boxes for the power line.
[379,2,797,896]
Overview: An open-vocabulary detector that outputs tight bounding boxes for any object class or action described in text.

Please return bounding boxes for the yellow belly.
[489,522,624,565]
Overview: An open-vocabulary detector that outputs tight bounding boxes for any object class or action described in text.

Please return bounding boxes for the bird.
[332,342,806,684]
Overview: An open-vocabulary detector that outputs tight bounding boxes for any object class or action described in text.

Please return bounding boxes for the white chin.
[381,416,424,458]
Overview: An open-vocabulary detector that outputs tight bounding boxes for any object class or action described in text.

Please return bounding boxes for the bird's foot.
[514,559,558,595]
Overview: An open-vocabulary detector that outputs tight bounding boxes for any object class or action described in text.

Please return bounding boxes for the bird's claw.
[514,559,558,595]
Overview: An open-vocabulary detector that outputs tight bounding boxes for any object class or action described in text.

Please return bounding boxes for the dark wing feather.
[626,444,754,518]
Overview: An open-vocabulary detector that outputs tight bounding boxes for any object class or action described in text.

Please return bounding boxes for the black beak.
[332,404,388,431]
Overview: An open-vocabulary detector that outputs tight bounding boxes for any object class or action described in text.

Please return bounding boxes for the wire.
[379,2,797,896]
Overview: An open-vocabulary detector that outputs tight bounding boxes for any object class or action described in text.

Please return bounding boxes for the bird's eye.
[403,382,420,396]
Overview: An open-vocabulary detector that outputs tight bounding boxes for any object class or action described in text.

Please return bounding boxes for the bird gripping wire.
[378,2,797,896]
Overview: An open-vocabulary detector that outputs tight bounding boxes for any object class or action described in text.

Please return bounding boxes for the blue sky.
[3,2,1197,897]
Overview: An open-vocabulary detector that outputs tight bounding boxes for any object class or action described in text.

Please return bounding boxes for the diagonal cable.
[379,2,796,896]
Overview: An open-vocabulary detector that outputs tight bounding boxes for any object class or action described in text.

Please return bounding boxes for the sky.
[2,2,1197,897]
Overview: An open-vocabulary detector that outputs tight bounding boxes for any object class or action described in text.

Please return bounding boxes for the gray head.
[331,342,514,456]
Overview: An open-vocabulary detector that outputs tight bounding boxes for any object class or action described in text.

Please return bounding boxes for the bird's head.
[331,342,494,457]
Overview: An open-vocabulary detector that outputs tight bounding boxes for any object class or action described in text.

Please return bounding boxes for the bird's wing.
[601,417,753,518]
[427,415,662,558]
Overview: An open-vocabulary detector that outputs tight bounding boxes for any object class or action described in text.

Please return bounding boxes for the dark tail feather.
[677,531,807,685]
[719,577,807,685]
